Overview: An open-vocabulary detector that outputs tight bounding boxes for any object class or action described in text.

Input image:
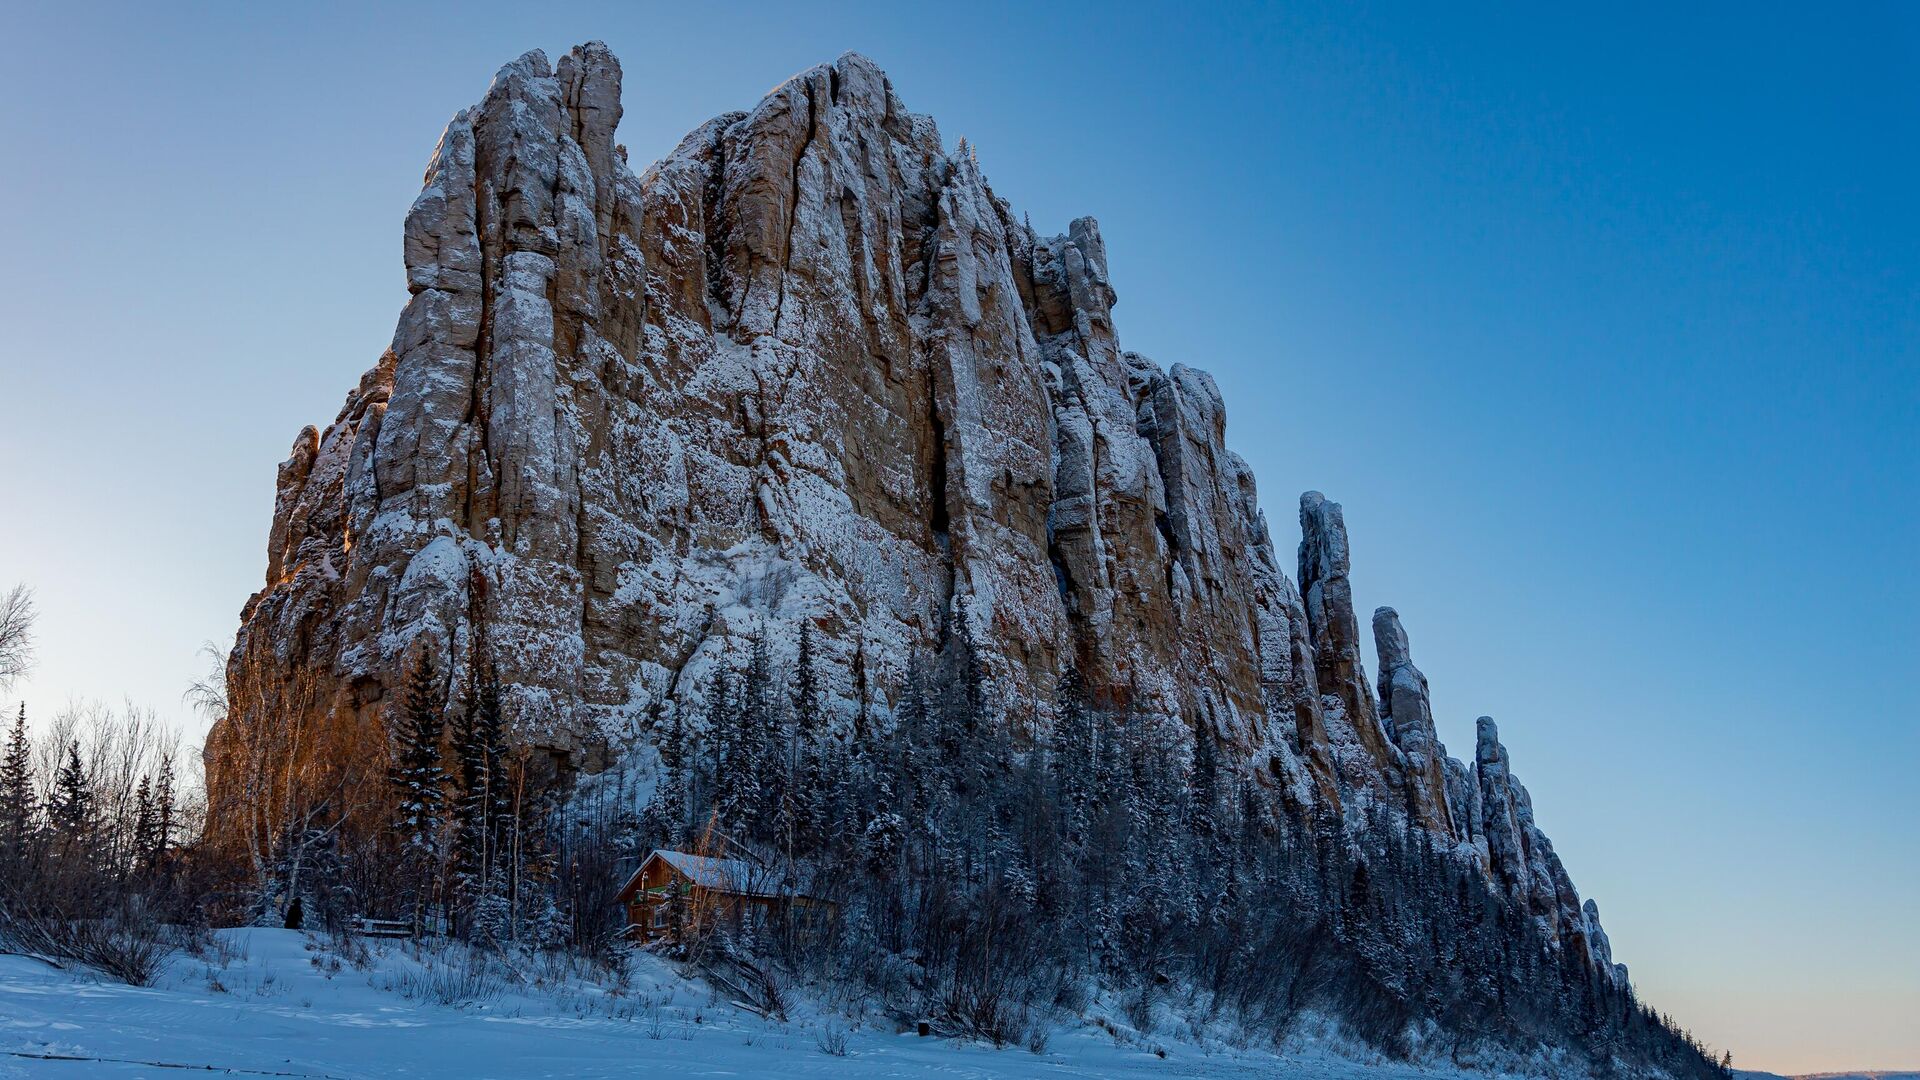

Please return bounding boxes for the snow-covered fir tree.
[389,646,450,927]
[449,657,509,925]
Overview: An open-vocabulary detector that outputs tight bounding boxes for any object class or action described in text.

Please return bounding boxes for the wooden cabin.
[616,849,832,944]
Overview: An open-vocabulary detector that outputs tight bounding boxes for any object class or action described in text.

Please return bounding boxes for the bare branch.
[182,641,229,724]
[0,585,36,690]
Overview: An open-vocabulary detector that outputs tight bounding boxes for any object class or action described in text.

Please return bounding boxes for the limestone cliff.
[218,43,1623,983]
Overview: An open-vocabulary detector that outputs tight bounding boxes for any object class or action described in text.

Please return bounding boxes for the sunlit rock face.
[222,42,1623,967]
[237,44,1317,768]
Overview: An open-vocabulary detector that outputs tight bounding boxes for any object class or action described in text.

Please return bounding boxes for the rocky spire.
[1471,716,1603,955]
[1515,780,1588,945]
[1299,492,1403,803]
[1372,607,1455,837]
[1584,899,1630,988]
[1256,567,1342,810]
[1475,716,1528,894]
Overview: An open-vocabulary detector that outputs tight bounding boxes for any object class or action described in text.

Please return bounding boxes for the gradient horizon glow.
[0,2,1913,1072]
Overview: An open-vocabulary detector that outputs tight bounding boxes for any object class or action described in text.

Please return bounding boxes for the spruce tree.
[711,664,757,837]
[131,775,156,876]
[644,697,690,848]
[450,659,507,921]
[392,648,449,846]
[791,622,821,740]
[1051,668,1097,857]
[758,622,830,866]
[894,652,933,820]
[744,629,781,840]
[643,758,689,851]
[950,598,986,734]
[390,646,449,926]
[0,702,33,860]
[46,740,94,852]
[152,753,176,872]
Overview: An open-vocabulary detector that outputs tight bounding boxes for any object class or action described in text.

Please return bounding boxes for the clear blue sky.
[0,2,1913,1071]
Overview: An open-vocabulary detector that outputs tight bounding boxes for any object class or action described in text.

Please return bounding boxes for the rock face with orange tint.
[219,43,1622,976]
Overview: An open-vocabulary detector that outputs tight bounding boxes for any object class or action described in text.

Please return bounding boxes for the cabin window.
[651,905,669,928]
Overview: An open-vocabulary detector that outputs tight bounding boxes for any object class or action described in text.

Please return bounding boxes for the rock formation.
[1299,492,1404,805]
[1373,606,1456,838]
[216,42,1625,979]
[1584,899,1630,988]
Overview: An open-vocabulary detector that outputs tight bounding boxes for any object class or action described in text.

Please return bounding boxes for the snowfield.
[2,929,1522,1080]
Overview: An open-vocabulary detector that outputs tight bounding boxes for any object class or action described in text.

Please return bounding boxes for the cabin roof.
[615,849,787,902]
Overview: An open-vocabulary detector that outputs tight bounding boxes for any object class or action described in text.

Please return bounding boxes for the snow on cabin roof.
[654,850,779,894]
[618,849,788,900]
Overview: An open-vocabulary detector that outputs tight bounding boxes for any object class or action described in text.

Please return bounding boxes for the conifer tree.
[450,659,507,914]
[131,775,156,876]
[1051,668,1097,857]
[390,646,449,927]
[774,622,832,864]
[46,740,94,854]
[1186,717,1228,928]
[712,663,758,838]
[894,652,933,817]
[643,696,692,849]
[0,702,33,860]
[151,752,175,872]
[744,629,781,840]
[792,622,821,740]
[950,598,986,735]
[392,648,449,844]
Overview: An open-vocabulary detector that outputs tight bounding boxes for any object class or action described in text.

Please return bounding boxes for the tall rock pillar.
[1299,492,1403,803]
[1373,607,1456,837]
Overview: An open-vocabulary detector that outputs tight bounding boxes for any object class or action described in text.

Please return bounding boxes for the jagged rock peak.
[1372,606,1454,837]
[1475,717,1529,893]
[1468,716,1612,962]
[1299,492,1403,803]
[1583,899,1629,988]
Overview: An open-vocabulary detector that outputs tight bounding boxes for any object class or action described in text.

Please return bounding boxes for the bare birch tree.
[198,645,384,924]
[0,585,36,690]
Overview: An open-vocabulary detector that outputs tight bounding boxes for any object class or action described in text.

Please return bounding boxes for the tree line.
[0,576,1730,1075]
[612,610,1727,1077]
[0,698,192,982]
[1,588,195,982]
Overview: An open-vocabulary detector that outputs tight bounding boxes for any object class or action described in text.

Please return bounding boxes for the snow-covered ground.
[0,929,1502,1079]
